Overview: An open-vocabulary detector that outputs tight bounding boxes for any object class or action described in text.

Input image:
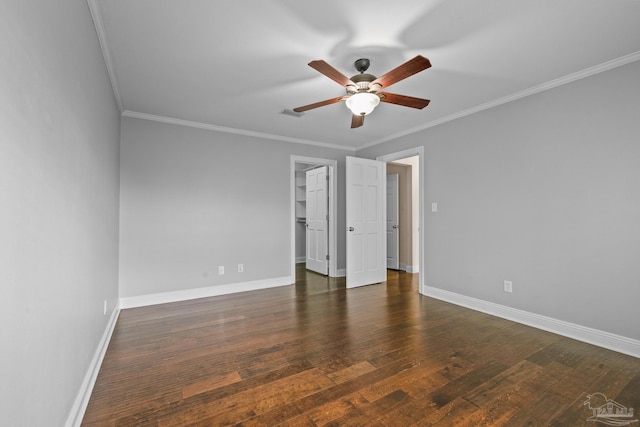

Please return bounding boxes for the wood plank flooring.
[82,266,640,426]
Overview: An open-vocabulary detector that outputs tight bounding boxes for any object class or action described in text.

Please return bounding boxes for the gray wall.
[0,1,121,425]
[119,117,348,298]
[2,2,636,424]
[358,60,640,341]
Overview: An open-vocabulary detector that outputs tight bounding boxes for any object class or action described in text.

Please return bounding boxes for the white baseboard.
[65,306,120,427]
[423,286,640,359]
[400,264,419,274]
[295,257,306,263]
[120,276,294,309]
[336,268,346,277]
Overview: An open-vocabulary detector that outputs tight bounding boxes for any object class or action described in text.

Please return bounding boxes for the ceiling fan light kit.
[293,55,431,128]
[346,92,380,116]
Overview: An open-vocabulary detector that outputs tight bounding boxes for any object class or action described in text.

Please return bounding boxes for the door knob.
[392,225,399,229]
[348,227,354,231]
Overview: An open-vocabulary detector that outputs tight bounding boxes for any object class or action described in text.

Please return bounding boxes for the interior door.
[306,166,328,275]
[346,156,386,288]
[386,173,400,270]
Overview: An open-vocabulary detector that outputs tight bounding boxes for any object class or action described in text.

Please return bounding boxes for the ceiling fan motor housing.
[347,73,381,95]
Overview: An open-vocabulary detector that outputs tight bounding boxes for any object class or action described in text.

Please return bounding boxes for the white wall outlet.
[218,265,224,275]
[103,300,107,315]
[504,280,513,293]
[431,202,438,212]
[238,263,244,273]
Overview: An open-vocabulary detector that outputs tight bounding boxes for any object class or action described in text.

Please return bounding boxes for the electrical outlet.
[504,280,513,293]
[218,265,224,275]
[238,264,244,273]
[103,300,107,315]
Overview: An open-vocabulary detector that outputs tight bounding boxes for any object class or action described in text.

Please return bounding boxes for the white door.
[346,156,386,288]
[306,166,328,275]
[386,173,400,270]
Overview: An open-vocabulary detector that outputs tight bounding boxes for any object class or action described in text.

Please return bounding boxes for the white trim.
[97,34,637,154]
[299,265,346,277]
[123,111,355,152]
[424,286,640,359]
[81,9,639,154]
[86,0,123,112]
[377,147,425,292]
[120,276,292,309]
[358,51,640,150]
[65,306,120,427]
[400,264,419,274]
[290,156,339,279]
[296,257,306,263]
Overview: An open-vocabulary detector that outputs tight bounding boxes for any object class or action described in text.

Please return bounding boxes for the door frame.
[377,147,425,293]
[290,156,338,278]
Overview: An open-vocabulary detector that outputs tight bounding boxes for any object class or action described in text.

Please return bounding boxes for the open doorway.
[378,147,424,293]
[290,156,338,281]
[386,162,415,272]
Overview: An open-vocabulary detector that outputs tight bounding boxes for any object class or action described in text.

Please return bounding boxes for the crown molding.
[358,50,640,151]
[86,0,123,112]
[86,0,638,154]
[122,111,356,152]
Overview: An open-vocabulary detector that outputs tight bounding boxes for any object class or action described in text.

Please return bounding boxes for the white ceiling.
[90,0,640,151]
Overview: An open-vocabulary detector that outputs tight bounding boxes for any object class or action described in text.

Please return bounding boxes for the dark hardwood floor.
[82,266,640,426]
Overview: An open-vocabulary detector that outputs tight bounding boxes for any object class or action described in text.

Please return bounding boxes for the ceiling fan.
[293,55,431,128]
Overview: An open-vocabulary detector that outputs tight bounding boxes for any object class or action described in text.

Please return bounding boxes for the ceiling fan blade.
[293,96,344,113]
[370,55,431,89]
[351,114,364,128]
[308,60,356,87]
[379,92,431,109]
